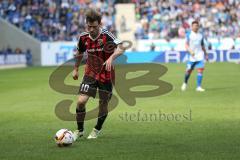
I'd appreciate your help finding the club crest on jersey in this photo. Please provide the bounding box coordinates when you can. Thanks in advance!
[97,39,103,46]
[85,42,88,46]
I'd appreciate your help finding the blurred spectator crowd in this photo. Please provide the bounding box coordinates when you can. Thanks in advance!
[1,0,240,41]
[0,0,116,41]
[0,47,29,55]
[0,47,32,65]
[134,0,240,39]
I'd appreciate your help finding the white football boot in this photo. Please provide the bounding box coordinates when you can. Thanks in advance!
[73,130,84,141]
[181,83,187,91]
[87,128,100,139]
[196,86,205,92]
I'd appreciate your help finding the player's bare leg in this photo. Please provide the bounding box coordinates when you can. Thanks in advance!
[73,94,89,141]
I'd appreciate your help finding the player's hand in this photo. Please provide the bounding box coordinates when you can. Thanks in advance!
[188,50,195,57]
[205,54,209,61]
[72,69,79,80]
[104,57,113,71]
[190,52,195,57]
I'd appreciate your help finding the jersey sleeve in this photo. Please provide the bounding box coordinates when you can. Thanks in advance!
[185,31,190,44]
[77,36,86,53]
[105,31,122,45]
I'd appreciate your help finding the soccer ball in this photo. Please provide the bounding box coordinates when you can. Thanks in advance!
[54,129,74,147]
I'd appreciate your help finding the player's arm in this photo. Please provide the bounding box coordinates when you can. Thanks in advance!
[185,39,194,56]
[105,44,125,71]
[72,36,86,80]
[201,38,208,61]
[72,50,83,80]
[104,31,126,71]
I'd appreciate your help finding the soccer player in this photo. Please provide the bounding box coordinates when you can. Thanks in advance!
[181,21,208,92]
[72,9,125,139]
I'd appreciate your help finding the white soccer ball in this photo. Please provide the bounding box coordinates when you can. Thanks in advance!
[54,129,74,147]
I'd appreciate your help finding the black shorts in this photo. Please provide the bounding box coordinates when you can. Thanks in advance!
[78,75,113,100]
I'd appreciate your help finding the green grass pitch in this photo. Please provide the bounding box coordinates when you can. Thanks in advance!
[0,63,239,160]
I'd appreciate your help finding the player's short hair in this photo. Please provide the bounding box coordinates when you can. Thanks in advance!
[192,21,199,25]
[85,9,102,24]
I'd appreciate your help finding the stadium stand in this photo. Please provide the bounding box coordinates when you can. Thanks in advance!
[1,0,240,41]
[0,0,117,41]
[0,0,239,66]
[134,0,240,39]
[0,47,32,65]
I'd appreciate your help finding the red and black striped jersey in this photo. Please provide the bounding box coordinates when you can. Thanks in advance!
[77,28,121,83]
